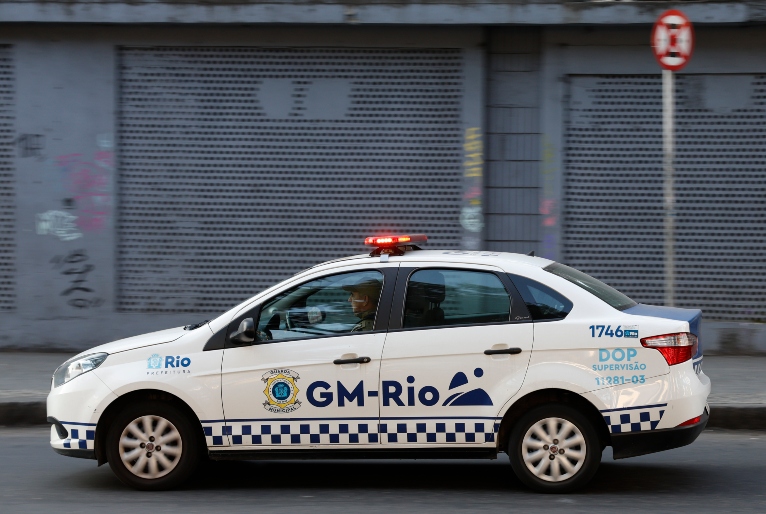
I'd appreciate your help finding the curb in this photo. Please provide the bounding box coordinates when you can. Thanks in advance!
[706,406,766,431]
[0,402,47,426]
[2,401,764,430]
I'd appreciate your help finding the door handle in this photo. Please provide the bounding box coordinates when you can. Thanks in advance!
[484,347,522,355]
[333,356,371,365]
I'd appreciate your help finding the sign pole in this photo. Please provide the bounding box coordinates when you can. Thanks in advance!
[652,9,693,308]
[663,68,675,307]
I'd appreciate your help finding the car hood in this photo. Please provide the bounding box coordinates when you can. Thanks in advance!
[77,326,189,357]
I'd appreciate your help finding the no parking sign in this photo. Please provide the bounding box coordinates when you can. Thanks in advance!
[651,9,694,71]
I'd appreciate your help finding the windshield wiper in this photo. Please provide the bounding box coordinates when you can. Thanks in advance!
[184,320,209,331]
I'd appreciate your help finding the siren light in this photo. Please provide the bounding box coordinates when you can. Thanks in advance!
[364,234,427,247]
[364,234,428,257]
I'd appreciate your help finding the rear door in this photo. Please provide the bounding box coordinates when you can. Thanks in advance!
[378,263,533,447]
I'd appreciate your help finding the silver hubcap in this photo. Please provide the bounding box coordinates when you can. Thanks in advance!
[119,415,183,479]
[521,417,586,483]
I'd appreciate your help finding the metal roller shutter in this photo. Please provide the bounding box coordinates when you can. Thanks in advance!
[0,46,14,311]
[118,46,466,312]
[564,74,766,321]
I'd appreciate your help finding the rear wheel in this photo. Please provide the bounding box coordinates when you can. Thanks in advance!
[508,404,601,493]
[105,401,201,490]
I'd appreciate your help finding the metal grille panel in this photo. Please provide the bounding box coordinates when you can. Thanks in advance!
[564,75,766,321]
[0,46,15,311]
[118,46,466,312]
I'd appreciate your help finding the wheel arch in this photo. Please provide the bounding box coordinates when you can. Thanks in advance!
[496,388,611,453]
[94,389,205,466]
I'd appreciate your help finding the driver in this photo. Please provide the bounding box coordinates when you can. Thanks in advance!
[342,278,382,332]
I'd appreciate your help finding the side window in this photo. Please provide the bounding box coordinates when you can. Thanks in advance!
[509,274,573,321]
[403,269,510,329]
[256,270,383,342]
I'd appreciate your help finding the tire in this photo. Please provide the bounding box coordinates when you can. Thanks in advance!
[508,404,601,493]
[105,401,202,490]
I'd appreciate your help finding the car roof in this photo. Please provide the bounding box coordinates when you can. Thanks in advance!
[310,250,554,274]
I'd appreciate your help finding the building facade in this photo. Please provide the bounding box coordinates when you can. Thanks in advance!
[1,1,765,351]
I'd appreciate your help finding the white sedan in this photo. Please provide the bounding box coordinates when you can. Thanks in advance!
[47,235,710,492]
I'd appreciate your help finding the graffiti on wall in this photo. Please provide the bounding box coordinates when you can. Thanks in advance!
[50,249,102,309]
[540,135,557,259]
[27,136,111,309]
[34,134,114,240]
[36,210,82,241]
[55,151,113,233]
[15,134,45,159]
[461,127,484,249]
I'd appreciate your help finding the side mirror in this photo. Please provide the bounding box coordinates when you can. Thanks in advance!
[230,318,255,344]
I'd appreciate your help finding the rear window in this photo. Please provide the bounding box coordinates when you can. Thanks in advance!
[544,263,637,311]
[509,275,573,321]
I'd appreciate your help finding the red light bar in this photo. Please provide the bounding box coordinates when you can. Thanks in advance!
[364,234,427,247]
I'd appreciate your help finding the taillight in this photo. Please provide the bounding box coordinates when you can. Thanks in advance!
[640,332,698,366]
[677,415,702,427]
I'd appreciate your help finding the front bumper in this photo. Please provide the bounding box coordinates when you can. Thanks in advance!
[48,417,97,459]
[52,446,96,460]
[611,407,709,459]
[47,369,116,457]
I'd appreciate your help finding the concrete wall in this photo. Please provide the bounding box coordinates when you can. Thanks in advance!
[2,27,126,352]
[0,25,487,352]
[2,23,766,354]
[0,1,761,25]
[485,27,541,254]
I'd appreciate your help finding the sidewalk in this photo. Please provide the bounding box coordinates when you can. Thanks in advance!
[696,356,766,430]
[0,353,764,429]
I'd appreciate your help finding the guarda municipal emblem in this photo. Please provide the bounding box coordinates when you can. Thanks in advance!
[262,369,301,413]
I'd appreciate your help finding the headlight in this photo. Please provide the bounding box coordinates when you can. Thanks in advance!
[52,353,108,389]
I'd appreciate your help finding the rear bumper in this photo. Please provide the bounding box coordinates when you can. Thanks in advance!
[611,407,708,460]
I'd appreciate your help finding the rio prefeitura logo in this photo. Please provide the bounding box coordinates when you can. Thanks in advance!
[147,354,163,369]
[262,369,301,413]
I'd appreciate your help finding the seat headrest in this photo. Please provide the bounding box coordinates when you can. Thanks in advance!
[411,270,446,304]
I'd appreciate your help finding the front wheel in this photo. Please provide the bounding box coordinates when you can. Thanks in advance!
[105,401,201,490]
[508,404,601,493]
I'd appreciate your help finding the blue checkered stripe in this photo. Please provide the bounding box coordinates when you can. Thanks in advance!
[202,419,501,446]
[379,420,499,444]
[202,421,228,447]
[232,421,379,446]
[601,404,667,434]
[61,424,96,450]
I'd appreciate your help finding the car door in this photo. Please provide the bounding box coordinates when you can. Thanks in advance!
[378,263,533,447]
[219,264,397,449]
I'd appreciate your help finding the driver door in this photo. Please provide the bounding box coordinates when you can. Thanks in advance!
[220,265,397,449]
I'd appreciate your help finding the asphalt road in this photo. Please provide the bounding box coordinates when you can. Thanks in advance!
[2,428,765,513]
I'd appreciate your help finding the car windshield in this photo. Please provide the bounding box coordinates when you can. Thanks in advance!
[544,262,637,311]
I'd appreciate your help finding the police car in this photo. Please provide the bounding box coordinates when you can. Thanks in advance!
[47,235,710,492]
